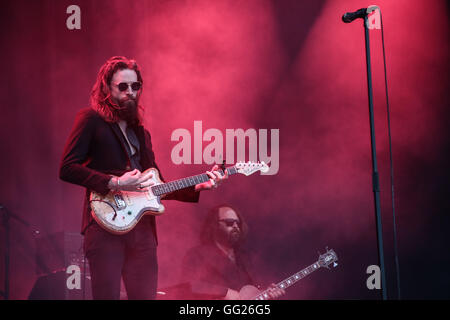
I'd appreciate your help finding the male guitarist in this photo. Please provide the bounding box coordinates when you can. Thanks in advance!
[180,204,285,300]
[59,56,227,300]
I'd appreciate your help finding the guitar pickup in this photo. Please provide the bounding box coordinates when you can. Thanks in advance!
[113,194,127,210]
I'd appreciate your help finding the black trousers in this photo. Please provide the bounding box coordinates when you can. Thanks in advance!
[83,216,158,300]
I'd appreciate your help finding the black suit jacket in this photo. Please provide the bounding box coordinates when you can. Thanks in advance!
[59,107,200,236]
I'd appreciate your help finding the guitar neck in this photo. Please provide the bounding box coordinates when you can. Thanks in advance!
[253,261,321,300]
[151,167,237,196]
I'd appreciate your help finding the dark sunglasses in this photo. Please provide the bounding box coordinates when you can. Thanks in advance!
[218,219,240,227]
[114,82,142,92]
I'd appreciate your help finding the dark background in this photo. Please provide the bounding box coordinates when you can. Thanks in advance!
[0,0,449,299]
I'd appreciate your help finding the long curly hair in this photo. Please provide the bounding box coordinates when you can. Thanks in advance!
[90,56,144,125]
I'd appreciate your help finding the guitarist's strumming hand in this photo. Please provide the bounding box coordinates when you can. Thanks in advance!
[108,169,154,191]
[224,288,240,300]
[195,164,229,191]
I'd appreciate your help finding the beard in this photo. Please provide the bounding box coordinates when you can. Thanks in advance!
[228,229,241,246]
[215,228,241,248]
[116,97,139,125]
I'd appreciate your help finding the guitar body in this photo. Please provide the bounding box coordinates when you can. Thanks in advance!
[90,168,165,235]
[238,285,262,300]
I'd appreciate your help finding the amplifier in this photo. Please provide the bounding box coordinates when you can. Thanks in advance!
[29,232,92,300]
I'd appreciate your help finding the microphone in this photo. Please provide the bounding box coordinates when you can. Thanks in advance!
[342,8,367,23]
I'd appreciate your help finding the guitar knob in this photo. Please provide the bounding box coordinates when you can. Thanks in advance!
[333,262,338,267]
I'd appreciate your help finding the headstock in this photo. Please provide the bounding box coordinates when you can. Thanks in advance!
[234,161,269,176]
[318,247,338,269]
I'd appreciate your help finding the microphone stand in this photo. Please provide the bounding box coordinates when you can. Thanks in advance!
[0,205,11,300]
[362,14,388,300]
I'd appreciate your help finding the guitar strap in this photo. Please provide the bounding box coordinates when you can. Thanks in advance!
[116,123,142,171]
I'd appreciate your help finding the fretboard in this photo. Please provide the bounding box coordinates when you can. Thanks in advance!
[253,261,321,300]
[150,167,237,196]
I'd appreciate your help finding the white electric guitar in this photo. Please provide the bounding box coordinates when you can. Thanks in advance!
[90,161,269,234]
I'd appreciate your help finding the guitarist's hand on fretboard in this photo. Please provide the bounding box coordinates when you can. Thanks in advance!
[264,283,285,300]
[195,164,229,191]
